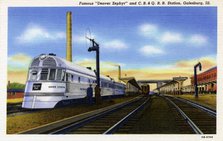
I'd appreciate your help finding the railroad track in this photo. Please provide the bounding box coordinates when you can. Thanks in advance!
[163,95,216,134]
[7,103,47,116]
[38,97,149,134]
[7,103,27,115]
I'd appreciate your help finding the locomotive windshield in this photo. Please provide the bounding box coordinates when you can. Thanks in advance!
[28,68,65,81]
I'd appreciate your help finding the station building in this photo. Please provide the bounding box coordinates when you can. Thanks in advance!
[190,66,217,94]
[158,66,217,95]
[158,77,188,95]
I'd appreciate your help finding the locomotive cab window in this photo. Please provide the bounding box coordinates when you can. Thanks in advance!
[49,69,56,80]
[29,70,38,81]
[56,69,62,81]
[40,68,48,80]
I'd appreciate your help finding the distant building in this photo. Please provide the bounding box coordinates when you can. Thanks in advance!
[191,66,217,94]
[157,76,188,95]
[7,80,24,99]
[155,66,217,95]
[7,89,24,99]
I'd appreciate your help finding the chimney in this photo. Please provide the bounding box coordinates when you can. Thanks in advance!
[66,11,72,62]
[118,65,121,82]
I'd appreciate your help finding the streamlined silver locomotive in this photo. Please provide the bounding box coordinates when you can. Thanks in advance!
[22,54,125,109]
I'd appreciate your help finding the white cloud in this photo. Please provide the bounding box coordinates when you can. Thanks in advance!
[103,39,128,50]
[8,53,32,71]
[16,23,65,44]
[73,33,97,44]
[139,45,164,56]
[73,35,86,44]
[161,32,183,43]
[138,23,158,37]
[138,23,209,47]
[189,34,207,46]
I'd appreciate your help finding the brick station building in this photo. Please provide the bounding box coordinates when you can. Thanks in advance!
[191,66,217,94]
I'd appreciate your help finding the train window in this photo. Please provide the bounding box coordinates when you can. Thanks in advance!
[78,77,80,83]
[61,70,65,81]
[56,69,62,81]
[109,83,114,88]
[101,82,105,87]
[80,77,88,83]
[72,75,78,83]
[29,70,38,81]
[40,68,48,80]
[49,69,56,80]
[66,73,69,82]
[71,75,74,81]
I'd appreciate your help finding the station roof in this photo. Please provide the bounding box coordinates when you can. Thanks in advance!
[137,80,172,83]
[120,77,141,90]
[155,76,188,90]
[155,80,178,90]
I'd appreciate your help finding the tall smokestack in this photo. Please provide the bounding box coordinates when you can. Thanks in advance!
[66,11,72,62]
[118,65,121,82]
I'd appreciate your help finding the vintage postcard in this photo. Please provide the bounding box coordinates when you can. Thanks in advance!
[0,0,223,141]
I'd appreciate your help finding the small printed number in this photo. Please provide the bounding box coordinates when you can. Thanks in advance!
[201,136,213,138]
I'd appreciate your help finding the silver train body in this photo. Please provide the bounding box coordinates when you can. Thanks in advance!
[22,54,125,109]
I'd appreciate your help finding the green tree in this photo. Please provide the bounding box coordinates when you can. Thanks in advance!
[8,82,25,90]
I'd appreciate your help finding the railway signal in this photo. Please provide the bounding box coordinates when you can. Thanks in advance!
[194,62,202,98]
[87,37,101,103]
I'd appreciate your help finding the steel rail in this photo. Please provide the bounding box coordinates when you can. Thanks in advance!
[175,97,216,117]
[50,96,143,134]
[103,97,150,134]
[164,96,203,134]
[165,95,216,117]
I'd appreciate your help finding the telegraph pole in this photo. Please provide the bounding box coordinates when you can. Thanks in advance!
[194,62,202,98]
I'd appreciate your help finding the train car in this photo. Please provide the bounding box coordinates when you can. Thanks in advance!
[141,84,150,95]
[22,54,125,109]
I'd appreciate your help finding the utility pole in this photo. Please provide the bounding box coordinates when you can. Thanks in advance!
[87,38,101,103]
[194,62,202,98]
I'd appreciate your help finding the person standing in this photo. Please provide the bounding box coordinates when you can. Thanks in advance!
[86,84,93,105]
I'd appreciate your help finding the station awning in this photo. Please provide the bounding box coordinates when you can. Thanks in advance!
[120,77,141,90]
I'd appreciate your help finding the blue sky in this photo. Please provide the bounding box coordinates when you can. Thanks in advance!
[8,7,217,83]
